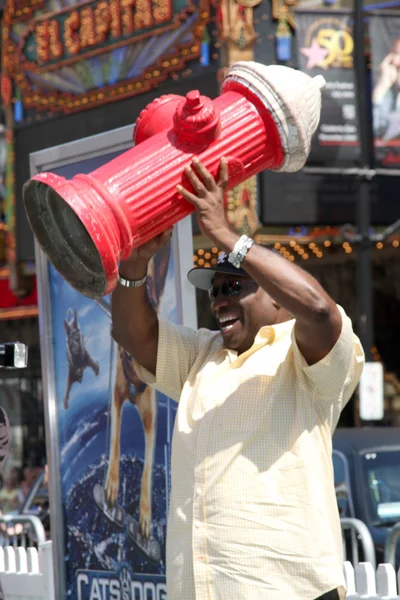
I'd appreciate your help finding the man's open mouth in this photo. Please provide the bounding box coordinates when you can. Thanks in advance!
[218,315,240,333]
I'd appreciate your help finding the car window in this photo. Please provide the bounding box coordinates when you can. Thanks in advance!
[333,451,351,517]
[362,449,400,525]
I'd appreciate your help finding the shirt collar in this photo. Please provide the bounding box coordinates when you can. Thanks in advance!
[225,319,294,368]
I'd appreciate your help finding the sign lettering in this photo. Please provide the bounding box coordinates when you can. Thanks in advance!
[28,0,171,66]
[76,569,167,600]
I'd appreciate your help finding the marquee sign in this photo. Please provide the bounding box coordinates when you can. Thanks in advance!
[23,0,175,68]
[2,0,211,114]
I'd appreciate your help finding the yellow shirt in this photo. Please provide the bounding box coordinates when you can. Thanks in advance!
[134,306,365,600]
[0,487,20,515]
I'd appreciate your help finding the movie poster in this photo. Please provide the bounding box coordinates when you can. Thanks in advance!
[369,13,400,168]
[34,144,195,599]
[295,10,361,165]
[49,253,175,600]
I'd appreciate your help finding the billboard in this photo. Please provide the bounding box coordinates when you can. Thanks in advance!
[370,13,400,168]
[30,126,197,599]
[295,9,361,166]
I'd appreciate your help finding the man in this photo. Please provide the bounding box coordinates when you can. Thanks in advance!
[112,158,365,600]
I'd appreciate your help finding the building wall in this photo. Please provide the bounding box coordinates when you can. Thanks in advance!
[15,70,220,262]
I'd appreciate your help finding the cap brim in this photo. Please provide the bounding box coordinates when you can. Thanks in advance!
[187,264,248,290]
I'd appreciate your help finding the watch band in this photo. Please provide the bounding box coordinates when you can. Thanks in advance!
[117,272,147,288]
[228,235,254,269]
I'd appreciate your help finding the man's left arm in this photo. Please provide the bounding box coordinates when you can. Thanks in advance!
[222,239,342,365]
[178,158,342,365]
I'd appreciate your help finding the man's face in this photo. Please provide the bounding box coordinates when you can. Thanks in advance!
[209,272,280,354]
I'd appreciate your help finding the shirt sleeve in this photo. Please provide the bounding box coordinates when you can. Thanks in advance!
[132,316,201,402]
[291,305,365,406]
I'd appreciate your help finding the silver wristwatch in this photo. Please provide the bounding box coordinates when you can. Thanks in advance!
[228,235,254,269]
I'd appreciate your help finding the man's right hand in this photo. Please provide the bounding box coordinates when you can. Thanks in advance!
[119,228,173,279]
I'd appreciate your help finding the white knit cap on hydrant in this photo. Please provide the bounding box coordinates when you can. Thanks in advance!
[223,62,326,172]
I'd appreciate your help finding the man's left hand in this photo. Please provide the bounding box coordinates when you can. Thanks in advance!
[177,157,229,243]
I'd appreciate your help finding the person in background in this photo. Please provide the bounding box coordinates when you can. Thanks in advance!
[372,37,400,138]
[19,466,37,502]
[0,467,21,515]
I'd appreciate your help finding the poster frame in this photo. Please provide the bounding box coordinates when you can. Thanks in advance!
[29,126,197,599]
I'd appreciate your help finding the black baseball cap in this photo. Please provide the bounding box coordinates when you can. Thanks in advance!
[187,251,249,291]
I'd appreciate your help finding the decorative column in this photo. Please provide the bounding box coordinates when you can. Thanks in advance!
[1,0,26,295]
[214,0,262,237]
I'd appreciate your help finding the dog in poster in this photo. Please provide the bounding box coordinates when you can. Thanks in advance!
[63,308,100,409]
[104,243,171,544]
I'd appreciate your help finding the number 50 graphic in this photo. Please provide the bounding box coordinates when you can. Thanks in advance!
[316,28,354,69]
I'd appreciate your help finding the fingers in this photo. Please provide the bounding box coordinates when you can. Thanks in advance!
[161,228,173,240]
[176,183,199,206]
[191,157,217,191]
[218,157,229,188]
[154,228,173,248]
[177,158,227,203]
[138,228,172,257]
[184,163,207,197]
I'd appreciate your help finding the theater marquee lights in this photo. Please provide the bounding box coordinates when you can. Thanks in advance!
[2,0,211,114]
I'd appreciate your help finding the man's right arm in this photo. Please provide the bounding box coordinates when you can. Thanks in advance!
[111,230,172,375]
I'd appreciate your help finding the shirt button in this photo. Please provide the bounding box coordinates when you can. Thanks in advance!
[195,520,201,529]
[195,487,202,497]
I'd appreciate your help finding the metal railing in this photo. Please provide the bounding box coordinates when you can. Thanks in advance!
[341,518,376,570]
[0,514,47,548]
[384,522,400,569]
[344,560,400,599]
[0,535,398,600]
[0,540,55,600]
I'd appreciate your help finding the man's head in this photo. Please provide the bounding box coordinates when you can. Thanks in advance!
[188,252,288,354]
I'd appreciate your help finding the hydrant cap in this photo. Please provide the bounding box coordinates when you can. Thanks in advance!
[173,92,220,144]
[222,61,324,172]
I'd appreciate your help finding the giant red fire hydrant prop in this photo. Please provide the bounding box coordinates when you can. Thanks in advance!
[23,62,325,298]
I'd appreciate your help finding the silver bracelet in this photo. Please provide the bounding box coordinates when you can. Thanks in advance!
[228,235,254,269]
[117,272,147,288]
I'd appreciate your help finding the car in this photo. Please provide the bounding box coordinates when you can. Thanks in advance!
[332,427,400,567]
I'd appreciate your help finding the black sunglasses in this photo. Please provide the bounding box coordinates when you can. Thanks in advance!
[208,280,255,302]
